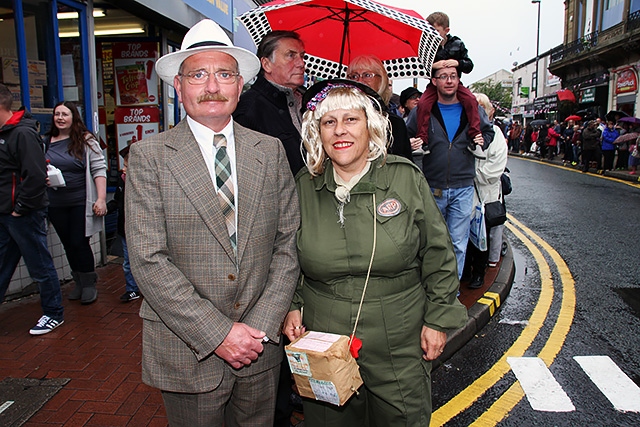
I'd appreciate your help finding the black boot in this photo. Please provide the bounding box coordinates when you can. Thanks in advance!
[78,272,98,305]
[68,271,82,300]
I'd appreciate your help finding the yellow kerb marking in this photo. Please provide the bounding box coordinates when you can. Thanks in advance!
[484,291,501,307]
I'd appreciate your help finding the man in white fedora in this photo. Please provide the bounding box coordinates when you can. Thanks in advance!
[125,19,300,426]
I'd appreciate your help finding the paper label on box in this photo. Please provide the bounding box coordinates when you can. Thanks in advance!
[309,379,341,406]
[292,331,342,353]
[285,350,312,377]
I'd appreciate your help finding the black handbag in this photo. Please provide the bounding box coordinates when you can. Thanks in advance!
[484,200,507,227]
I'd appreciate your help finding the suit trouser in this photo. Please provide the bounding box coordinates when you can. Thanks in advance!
[162,364,279,427]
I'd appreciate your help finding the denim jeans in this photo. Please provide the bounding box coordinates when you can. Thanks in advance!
[120,236,139,293]
[0,209,64,320]
[431,186,474,280]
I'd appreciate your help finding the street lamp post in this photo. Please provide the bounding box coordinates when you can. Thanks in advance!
[532,0,541,100]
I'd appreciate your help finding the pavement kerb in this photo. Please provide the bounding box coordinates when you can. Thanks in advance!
[434,241,516,368]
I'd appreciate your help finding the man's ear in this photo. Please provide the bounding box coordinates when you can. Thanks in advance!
[444,27,451,35]
[260,57,272,74]
[173,76,183,104]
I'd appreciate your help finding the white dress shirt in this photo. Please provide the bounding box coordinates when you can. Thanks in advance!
[187,116,239,235]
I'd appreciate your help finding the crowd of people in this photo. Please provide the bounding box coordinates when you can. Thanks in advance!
[505,116,640,174]
[1,10,526,427]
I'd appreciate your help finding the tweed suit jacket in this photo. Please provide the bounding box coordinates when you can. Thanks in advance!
[125,119,300,393]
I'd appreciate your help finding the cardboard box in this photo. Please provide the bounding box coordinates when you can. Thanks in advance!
[28,59,47,85]
[1,57,20,85]
[285,331,363,406]
[29,85,44,108]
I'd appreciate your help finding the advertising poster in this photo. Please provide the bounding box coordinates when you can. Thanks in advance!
[112,42,158,106]
[98,107,107,156]
[114,106,160,168]
[97,58,104,107]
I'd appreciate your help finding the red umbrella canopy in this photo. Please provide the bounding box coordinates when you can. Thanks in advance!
[556,89,576,103]
[564,115,582,122]
[239,0,441,80]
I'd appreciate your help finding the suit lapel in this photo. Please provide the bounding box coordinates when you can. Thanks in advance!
[165,121,236,261]
[234,123,266,263]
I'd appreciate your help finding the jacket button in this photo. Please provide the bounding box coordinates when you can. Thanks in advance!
[288,101,294,107]
[234,302,241,310]
[228,274,236,281]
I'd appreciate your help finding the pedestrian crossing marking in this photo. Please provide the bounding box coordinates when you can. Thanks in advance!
[574,355,640,413]
[0,400,14,414]
[507,357,575,412]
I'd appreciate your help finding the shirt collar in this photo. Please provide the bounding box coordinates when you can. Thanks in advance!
[187,116,235,147]
[311,157,389,194]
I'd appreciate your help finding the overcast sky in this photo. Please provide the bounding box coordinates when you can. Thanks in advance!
[376,0,565,93]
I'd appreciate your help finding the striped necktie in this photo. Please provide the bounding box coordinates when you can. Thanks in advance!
[214,134,236,256]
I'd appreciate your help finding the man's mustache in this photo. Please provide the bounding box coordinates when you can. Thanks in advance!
[197,93,229,103]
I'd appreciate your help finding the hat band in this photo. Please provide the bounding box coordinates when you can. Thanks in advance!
[306,83,381,112]
[187,41,228,49]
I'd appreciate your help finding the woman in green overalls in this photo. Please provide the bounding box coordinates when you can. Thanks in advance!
[283,80,468,427]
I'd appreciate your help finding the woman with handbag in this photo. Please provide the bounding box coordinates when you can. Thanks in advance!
[45,101,107,304]
[463,93,508,289]
[282,80,467,426]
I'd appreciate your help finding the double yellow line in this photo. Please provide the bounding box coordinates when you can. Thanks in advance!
[431,215,576,426]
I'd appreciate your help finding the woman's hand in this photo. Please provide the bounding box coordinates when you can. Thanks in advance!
[283,310,305,342]
[93,199,107,216]
[421,325,446,361]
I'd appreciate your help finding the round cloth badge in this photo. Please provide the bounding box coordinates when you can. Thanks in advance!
[377,198,401,217]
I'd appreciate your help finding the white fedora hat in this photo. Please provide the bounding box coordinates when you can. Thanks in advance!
[155,19,260,86]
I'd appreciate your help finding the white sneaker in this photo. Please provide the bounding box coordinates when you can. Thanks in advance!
[29,315,64,335]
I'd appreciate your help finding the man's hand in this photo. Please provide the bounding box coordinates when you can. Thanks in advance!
[215,323,266,369]
[410,137,423,151]
[473,133,484,147]
[421,326,446,361]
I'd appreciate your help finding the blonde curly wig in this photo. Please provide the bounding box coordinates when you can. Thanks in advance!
[301,86,391,176]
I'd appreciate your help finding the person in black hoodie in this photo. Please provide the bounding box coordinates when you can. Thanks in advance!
[0,83,64,335]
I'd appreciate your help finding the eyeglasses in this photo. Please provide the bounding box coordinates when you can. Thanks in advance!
[179,69,240,85]
[346,72,381,81]
[433,74,459,81]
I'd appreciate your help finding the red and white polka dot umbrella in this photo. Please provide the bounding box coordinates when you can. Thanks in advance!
[238,0,442,80]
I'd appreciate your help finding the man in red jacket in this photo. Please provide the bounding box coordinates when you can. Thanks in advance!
[0,83,64,335]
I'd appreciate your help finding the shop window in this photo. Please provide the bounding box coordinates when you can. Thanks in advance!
[54,2,85,117]
[0,2,20,110]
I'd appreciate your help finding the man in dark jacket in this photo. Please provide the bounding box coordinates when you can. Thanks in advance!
[233,30,306,427]
[581,120,602,173]
[234,30,306,176]
[421,67,494,281]
[0,83,64,335]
